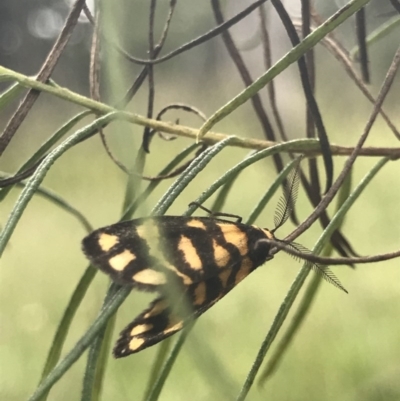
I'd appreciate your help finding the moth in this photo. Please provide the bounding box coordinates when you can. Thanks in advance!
[82,161,345,357]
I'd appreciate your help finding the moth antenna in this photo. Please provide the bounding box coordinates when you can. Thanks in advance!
[283,241,348,294]
[310,263,348,294]
[272,156,302,233]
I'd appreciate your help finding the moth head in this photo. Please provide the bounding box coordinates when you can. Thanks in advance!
[253,228,276,261]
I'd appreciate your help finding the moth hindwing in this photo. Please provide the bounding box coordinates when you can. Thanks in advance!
[82,215,275,357]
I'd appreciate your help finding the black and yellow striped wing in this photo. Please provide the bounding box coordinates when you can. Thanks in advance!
[82,216,274,290]
[82,216,275,357]
[113,242,271,357]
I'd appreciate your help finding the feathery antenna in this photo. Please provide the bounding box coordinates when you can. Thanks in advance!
[281,241,348,293]
[272,157,302,233]
[269,156,347,293]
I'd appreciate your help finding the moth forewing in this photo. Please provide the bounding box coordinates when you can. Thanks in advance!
[82,217,275,289]
[82,219,172,291]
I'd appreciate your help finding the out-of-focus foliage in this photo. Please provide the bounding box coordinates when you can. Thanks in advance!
[1,1,399,401]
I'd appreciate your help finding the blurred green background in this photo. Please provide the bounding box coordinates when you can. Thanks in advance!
[1,1,400,400]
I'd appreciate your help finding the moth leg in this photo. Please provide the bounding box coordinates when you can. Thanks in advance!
[188,202,242,223]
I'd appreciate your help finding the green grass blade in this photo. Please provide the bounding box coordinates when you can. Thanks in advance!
[247,158,299,225]
[39,265,97,385]
[142,340,172,401]
[29,138,235,400]
[85,144,203,401]
[0,111,91,202]
[350,15,400,60]
[0,82,24,109]
[121,143,200,220]
[236,156,390,401]
[153,136,236,215]
[0,174,93,233]
[211,169,242,212]
[145,323,195,401]
[257,170,353,384]
[28,285,131,401]
[187,141,306,216]
[0,112,120,257]
[197,0,370,140]
[81,285,119,401]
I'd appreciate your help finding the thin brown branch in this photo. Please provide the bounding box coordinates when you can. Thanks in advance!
[83,0,176,107]
[117,0,269,65]
[152,103,207,142]
[299,18,400,140]
[2,137,398,189]
[210,0,286,183]
[89,6,131,174]
[271,0,333,193]
[0,159,44,187]
[266,239,400,265]
[258,4,288,142]
[287,45,400,243]
[271,1,354,256]
[389,0,400,13]
[302,1,321,204]
[117,0,177,108]
[155,104,207,123]
[153,0,177,53]
[140,144,208,181]
[83,2,95,24]
[355,8,369,82]
[142,0,158,153]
